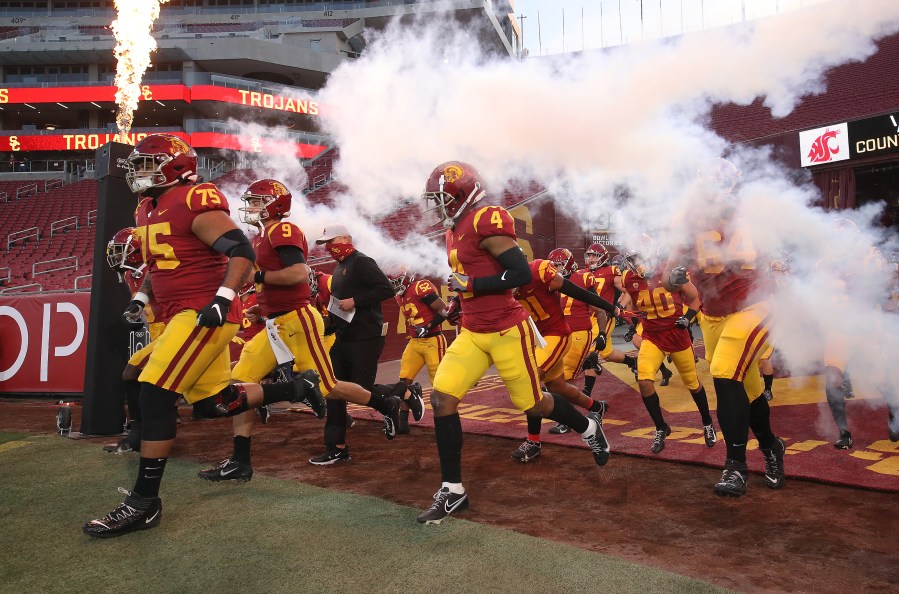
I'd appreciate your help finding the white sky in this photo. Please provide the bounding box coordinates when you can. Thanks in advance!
[513,0,835,55]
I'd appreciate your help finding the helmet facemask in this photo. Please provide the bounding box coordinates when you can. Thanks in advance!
[125,153,177,194]
[423,177,485,229]
[239,194,270,226]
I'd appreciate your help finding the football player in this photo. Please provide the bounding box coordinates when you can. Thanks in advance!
[83,135,324,538]
[416,161,609,524]
[510,248,624,462]
[618,238,716,454]
[666,157,785,497]
[385,265,442,434]
[101,227,163,455]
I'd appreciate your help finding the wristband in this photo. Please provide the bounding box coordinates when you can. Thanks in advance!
[216,286,237,301]
[133,291,150,306]
[685,308,698,322]
[254,270,266,284]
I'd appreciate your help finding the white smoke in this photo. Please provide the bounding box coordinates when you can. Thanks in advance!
[307,0,899,402]
[210,0,899,406]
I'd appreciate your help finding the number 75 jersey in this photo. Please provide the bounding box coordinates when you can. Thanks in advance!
[134,182,240,323]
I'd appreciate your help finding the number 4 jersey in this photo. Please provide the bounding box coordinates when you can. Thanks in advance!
[134,182,241,324]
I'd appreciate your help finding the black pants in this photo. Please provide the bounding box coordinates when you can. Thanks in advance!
[324,335,385,448]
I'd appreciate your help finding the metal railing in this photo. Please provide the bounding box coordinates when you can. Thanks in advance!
[87,210,98,226]
[32,256,77,277]
[50,216,78,236]
[0,267,10,284]
[0,191,7,204]
[74,275,92,290]
[16,183,38,200]
[45,179,63,192]
[7,227,39,250]
[0,283,43,295]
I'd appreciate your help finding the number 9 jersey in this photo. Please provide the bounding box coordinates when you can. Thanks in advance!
[253,220,311,315]
[134,181,240,324]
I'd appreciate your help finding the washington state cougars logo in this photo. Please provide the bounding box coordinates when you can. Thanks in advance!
[442,164,464,183]
[807,129,841,163]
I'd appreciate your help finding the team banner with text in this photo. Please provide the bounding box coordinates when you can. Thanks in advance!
[0,293,90,393]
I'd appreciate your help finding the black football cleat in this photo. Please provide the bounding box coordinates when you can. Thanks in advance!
[382,395,403,440]
[416,487,469,524]
[659,366,673,386]
[714,459,748,497]
[82,487,161,538]
[582,412,610,466]
[702,423,717,448]
[407,382,425,422]
[650,425,671,454]
[309,447,351,465]
[833,430,853,450]
[292,370,326,419]
[102,437,134,454]
[510,439,542,462]
[197,458,253,482]
[761,437,786,489]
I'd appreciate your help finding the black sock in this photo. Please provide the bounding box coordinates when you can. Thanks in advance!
[763,374,774,391]
[749,396,775,450]
[434,414,463,483]
[659,363,671,376]
[825,385,849,432]
[323,398,347,448]
[545,393,589,433]
[133,456,167,498]
[233,435,251,465]
[589,399,605,413]
[641,393,667,430]
[526,414,542,438]
[714,378,751,463]
[690,386,713,425]
[262,382,294,405]
[583,375,596,396]
[366,392,395,415]
[623,355,637,370]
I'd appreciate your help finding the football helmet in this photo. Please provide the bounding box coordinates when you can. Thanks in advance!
[769,249,792,274]
[584,243,610,270]
[105,227,143,274]
[422,161,487,229]
[386,265,415,297]
[830,217,859,234]
[696,157,741,194]
[548,248,578,278]
[238,283,256,298]
[239,179,292,225]
[125,133,198,194]
[622,234,657,279]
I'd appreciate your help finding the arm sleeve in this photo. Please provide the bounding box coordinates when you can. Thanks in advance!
[471,247,532,294]
[352,256,395,307]
[559,278,616,314]
[275,245,306,267]
[211,228,256,262]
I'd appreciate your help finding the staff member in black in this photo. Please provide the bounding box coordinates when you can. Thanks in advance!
[312,223,411,463]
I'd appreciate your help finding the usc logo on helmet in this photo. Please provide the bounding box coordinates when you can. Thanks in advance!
[271,181,289,195]
[442,164,464,183]
[169,137,190,155]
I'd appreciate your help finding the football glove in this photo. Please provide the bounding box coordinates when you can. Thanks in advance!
[122,300,145,326]
[668,266,689,287]
[448,272,472,292]
[196,295,232,328]
[675,315,690,329]
[441,296,462,325]
[623,325,637,343]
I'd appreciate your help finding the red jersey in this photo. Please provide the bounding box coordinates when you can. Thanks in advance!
[123,267,161,324]
[397,278,443,338]
[253,221,310,315]
[591,265,620,304]
[517,259,570,337]
[315,273,336,335]
[562,269,598,332]
[622,269,692,352]
[239,291,265,340]
[689,227,765,317]
[134,182,240,324]
[445,205,529,333]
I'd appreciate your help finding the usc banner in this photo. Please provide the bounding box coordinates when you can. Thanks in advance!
[0,293,89,393]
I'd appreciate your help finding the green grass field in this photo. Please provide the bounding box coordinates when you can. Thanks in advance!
[0,433,727,594]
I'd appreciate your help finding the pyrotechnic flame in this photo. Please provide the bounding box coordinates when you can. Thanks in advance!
[111,0,169,139]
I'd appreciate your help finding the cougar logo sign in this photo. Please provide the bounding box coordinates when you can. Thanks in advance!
[807,130,841,163]
[799,123,849,167]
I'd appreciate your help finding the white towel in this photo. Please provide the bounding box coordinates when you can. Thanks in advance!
[266,318,294,365]
[528,317,547,349]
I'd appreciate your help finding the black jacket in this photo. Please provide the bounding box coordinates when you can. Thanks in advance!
[329,251,394,341]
